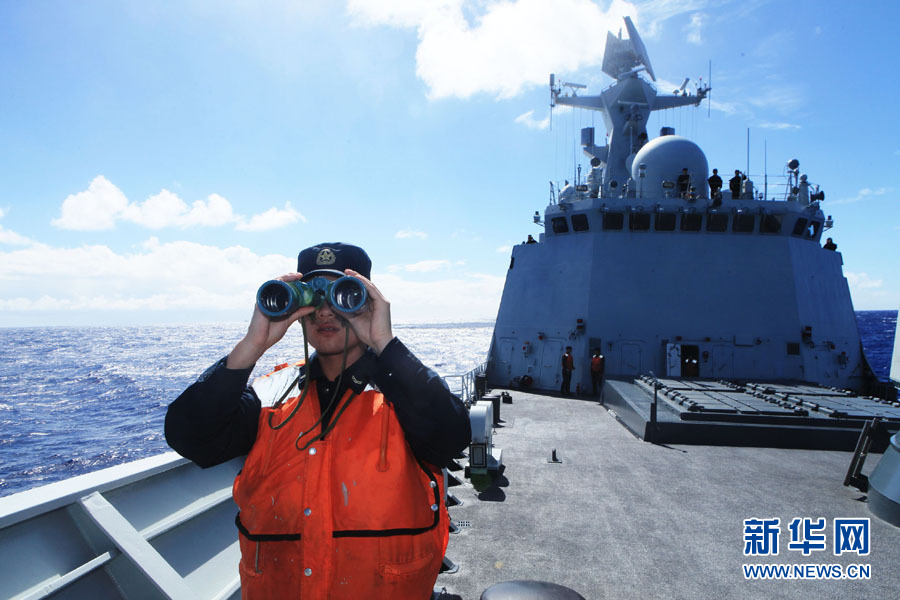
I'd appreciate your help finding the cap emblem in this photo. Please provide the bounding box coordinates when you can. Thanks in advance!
[316,248,336,266]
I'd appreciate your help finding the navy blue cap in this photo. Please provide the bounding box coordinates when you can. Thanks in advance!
[297,242,372,281]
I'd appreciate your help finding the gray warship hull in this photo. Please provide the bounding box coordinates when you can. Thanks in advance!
[485,18,897,450]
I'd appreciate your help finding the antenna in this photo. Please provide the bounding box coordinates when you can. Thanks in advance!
[624,16,656,81]
[746,128,750,179]
[549,74,555,132]
[707,60,712,118]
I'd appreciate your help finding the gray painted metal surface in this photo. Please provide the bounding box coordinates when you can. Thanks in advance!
[869,434,900,527]
[0,453,243,600]
[434,388,900,599]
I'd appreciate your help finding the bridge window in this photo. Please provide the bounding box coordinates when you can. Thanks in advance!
[681,213,702,231]
[707,212,729,232]
[761,214,782,234]
[603,212,624,230]
[732,213,755,233]
[629,212,651,231]
[803,221,822,241]
[655,212,677,231]
[791,217,808,237]
[571,213,589,231]
[551,217,569,234]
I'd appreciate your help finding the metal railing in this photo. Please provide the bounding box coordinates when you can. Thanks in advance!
[443,362,487,408]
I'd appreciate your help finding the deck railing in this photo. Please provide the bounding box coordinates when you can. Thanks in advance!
[443,362,487,407]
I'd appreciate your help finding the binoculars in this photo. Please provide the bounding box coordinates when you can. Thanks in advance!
[256,276,368,319]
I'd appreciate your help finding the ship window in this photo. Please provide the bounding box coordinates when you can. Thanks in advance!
[761,214,782,234]
[681,213,702,231]
[571,213,589,231]
[707,213,728,232]
[791,218,808,237]
[804,221,822,240]
[603,212,624,230]
[786,342,800,356]
[733,213,755,233]
[655,212,676,231]
[551,217,569,234]
[629,212,651,231]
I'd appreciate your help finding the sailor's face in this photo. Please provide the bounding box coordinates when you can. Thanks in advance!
[303,276,364,357]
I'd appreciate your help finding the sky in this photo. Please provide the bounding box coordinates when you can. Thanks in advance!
[1,0,898,327]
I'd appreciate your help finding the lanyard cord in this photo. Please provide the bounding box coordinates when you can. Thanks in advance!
[267,319,313,430]
[293,322,354,451]
[264,316,358,450]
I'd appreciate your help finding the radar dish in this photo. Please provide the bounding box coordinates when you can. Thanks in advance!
[601,31,639,79]
[624,16,655,82]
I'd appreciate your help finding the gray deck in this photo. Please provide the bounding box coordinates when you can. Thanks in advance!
[436,389,900,600]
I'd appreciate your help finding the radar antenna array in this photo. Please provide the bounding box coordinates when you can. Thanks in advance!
[623,16,655,81]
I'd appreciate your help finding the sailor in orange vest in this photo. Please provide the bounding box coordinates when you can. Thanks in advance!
[590,348,605,396]
[560,346,575,396]
[165,242,471,599]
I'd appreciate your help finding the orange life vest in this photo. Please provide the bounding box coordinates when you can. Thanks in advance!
[232,362,448,599]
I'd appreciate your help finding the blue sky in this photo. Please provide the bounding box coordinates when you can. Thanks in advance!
[1,0,898,327]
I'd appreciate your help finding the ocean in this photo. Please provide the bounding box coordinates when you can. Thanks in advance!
[1,313,896,498]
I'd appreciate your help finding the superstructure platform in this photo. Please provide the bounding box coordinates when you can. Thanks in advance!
[604,376,900,450]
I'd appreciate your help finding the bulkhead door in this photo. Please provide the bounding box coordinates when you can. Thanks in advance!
[621,343,642,374]
[712,346,734,378]
[540,340,563,389]
[494,337,516,379]
[666,344,681,376]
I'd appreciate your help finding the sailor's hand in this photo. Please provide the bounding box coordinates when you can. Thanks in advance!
[343,269,393,355]
[227,273,315,369]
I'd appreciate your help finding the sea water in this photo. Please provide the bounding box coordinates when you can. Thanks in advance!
[0,313,895,498]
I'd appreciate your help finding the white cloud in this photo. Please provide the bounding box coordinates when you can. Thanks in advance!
[375,271,504,322]
[0,237,502,323]
[684,13,704,44]
[0,238,295,314]
[515,110,550,130]
[395,229,428,239]
[52,175,129,231]
[846,272,883,290]
[52,176,305,232]
[403,259,453,272]
[745,84,805,112]
[347,0,638,99]
[0,208,38,246]
[832,187,892,205]
[235,202,306,232]
[758,121,801,130]
[0,226,38,246]
[496,244,512,253]
[387,259,468,273]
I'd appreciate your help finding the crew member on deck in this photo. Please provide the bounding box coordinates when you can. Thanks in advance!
[677,168,691,198]
[165,242,470,600]
[729,169,745,200]
[590,348,605,397]
[561,346,575,396]
[823,237,837,251]
[708,168,723,206]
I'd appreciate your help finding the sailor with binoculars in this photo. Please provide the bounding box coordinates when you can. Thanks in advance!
[166,242,470,599]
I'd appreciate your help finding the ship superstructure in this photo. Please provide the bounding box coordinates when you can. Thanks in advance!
[487,17,875,397]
